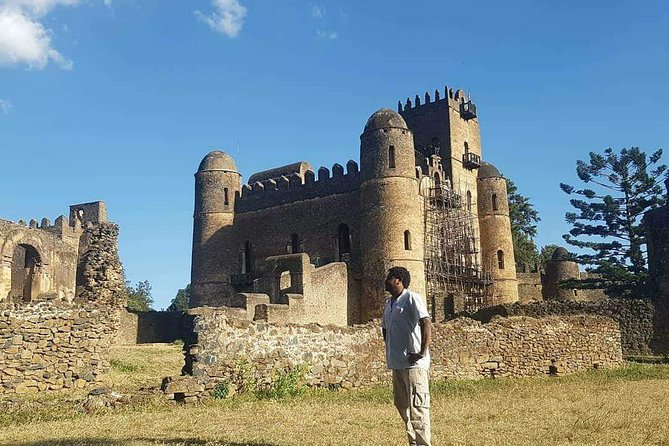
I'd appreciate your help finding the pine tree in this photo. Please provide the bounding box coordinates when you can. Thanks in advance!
[560,147,667,297]
[507,178,540,272]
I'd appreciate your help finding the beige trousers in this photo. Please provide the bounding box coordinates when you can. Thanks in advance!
[392,368,432,446]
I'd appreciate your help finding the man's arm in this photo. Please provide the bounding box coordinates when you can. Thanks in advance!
[408,317,431,365]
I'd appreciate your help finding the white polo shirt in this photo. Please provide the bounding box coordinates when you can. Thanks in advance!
[381,288,431,370]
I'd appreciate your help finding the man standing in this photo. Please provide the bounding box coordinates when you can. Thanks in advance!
[382,266,432,446]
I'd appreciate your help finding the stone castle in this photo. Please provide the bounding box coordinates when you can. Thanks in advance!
[191,87,518,326]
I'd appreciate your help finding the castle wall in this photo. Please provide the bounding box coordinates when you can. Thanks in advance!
[0,302,120,394]
[180,310,622,395]
[118,309,184,345]
[0,220,79,303]
[517,273,543,303]
[233,190,363,324]
[644,205,669,306]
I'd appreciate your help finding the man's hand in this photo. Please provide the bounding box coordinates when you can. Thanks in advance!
[408,352,423,365]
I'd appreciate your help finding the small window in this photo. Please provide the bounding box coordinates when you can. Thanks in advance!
[290,233,302,254]
[243,241,253,274]
[224,188,229,205]
[404,230,412,250]
[434,172,441,187]
[466,191,472,212]
[497,250,505,269]
[464,141,469,153]
[389,146,396,169]
[337,224,351,261]
[492,194,498,211]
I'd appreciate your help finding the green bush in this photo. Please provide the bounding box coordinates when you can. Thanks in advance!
[256,364,309,399]
[211,381,231,399]
[109,358,140,373]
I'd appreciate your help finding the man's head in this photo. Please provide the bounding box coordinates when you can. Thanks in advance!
[385,266,411,297]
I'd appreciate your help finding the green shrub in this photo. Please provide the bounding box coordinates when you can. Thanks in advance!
[110,358,140,373]
[256,364,309,399]
[211,381,231,399]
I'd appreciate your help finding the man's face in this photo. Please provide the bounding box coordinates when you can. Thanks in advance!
[385,275,401,294]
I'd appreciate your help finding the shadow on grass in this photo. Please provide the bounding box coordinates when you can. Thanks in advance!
[12,439,277,446]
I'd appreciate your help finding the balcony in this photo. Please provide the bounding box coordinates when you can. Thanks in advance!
[460,101,477,120]
[462,152,481,169]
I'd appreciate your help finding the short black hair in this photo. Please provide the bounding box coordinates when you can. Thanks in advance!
[387,266,411,288]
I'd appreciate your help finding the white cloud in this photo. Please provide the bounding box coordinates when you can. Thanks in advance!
[316,29,338,40]
[311,5,324,19]
[0,99,12,114]
[195,0,247,38]
[0,6,72,69]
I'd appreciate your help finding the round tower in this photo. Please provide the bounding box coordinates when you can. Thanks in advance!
[476,162,519,304]
[191,150,241,308]
[542,247,580,300]
[359,108,425,321]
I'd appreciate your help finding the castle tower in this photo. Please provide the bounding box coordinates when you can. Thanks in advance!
[542,247,579,300]
[190,150,242,308]
[359,108,426,320]
[476,162,518,304]
[399,88,483,264]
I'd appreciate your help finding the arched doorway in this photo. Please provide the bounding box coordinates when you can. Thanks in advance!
[10,244,42,302]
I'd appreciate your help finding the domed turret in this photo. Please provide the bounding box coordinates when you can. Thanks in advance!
[477,161,518,304]
[198,150,238,172]
[543,247,579,300]
[359,109,425,321]
[191,150,242,308]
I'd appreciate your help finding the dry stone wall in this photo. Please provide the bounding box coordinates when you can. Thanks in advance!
[0,302,119,394]
[465,299,656,355]
[181,308,622,394]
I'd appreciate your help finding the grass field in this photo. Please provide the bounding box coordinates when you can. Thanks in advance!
[1,343,669,446]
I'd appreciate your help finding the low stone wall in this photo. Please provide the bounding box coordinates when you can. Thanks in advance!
[0,302,119,394]
[118,309,184,345]
[465,299,656,355]
[181,307,622,394]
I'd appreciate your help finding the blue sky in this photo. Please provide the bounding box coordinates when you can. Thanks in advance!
[1,0,668,309]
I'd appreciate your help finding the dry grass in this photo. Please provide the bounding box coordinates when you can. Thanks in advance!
[1,344,669,446]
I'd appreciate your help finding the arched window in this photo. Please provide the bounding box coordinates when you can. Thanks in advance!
[224,187,229,206]
[492,194,498,211]
[434,172,441,187]
[388,146,396,169]
[290,233,302,254]
[464,141,469,153]
[404,230,412,250]
[497,250,505,269]
[466,190,472,212]
[337,224,351,261]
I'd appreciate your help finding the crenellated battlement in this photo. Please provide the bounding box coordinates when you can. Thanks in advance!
[398,86,476,119]
[7,203,108,242]
[236,160,361,212]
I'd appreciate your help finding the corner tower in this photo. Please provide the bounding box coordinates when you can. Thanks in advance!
[476,162,518,304]
[191,150,241,308]
[359,109,425,320]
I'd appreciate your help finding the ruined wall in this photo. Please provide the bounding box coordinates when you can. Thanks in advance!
[517,273,543,303]
[466,299,657,355]
[0,302,119,394]
[118,309,184,345]
[76,222,126,306]
[182,309,622,393]
[0,219,79,303]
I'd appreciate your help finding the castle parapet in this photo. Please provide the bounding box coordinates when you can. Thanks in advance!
[236,160,361,212]
[399,86,477,120]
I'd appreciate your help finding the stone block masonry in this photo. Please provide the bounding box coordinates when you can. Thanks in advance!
[181,308,623,395]
[0,302,119,394]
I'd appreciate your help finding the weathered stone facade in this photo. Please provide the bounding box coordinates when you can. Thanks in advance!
[176,309,622,397]
[465,299,659,355]
[0,302,120,394]
[191,86,518,325]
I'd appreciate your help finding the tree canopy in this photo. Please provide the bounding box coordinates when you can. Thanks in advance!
[126,280,154,312]
[507,178,541,272]
[560,147,667,297]
[167,284,191,312]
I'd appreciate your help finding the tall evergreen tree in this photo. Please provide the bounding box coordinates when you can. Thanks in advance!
[507,178,541,271]
[560,147,667,297]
